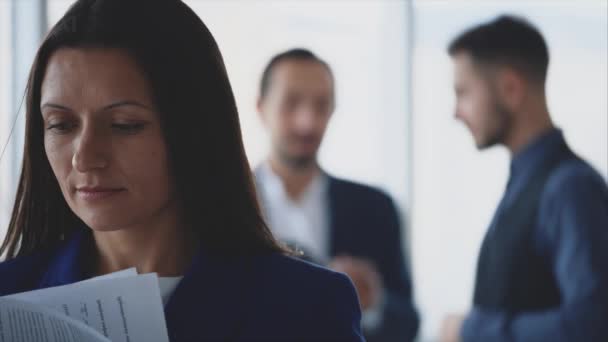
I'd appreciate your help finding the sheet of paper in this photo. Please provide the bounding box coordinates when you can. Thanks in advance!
[86,268,138,282]
[5,273,169,342]
[0,297,110,342]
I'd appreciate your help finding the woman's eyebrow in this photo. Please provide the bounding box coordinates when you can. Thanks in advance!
[40,100,155,113]
[101,100,155,112]
[40,103,72,112]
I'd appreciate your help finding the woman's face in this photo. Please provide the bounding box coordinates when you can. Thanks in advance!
[41,48,176,232]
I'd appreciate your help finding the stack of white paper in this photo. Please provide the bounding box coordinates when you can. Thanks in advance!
[0,269,170,342]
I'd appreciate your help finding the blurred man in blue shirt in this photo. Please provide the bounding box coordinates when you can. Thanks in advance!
[440,15,608,342]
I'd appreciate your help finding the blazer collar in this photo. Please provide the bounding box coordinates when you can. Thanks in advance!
[164,251,257,341]
[38,228,93,288]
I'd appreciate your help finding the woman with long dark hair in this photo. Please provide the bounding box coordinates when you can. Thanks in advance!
[0,0,363,340]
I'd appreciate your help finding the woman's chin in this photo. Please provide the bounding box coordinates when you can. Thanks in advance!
[79,215,134,233]
[84,223,127,233]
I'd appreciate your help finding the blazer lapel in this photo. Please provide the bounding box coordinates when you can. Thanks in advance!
[164,251,256,341]
[327,176,344,256]
[38,228,92,288]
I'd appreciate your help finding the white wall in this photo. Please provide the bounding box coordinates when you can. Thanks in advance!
[0,0,47,249]
[411,1,608,341]
[185,1,412,208]
[0,1,13,241]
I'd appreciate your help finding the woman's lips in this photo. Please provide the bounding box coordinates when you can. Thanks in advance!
[76,187,125,200]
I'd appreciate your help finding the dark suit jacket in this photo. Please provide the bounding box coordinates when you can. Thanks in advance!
[0,228,364,341]
[328,176,419,342]
[255,169,419,342]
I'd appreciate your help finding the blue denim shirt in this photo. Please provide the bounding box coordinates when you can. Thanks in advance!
[462,129,608,342]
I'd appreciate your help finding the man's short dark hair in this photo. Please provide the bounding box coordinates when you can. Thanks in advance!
[259,48,333,99]
[448,15,549,84]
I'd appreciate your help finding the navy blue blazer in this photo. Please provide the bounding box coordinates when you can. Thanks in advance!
[327,177,419,342]
[0,228,364,341]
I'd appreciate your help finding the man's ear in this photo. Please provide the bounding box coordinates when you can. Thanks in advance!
[497,67,526,111]
[256,97,266,124]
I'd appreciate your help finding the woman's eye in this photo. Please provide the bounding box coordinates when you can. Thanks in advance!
[46,121,75,133]
[111,122,146,133]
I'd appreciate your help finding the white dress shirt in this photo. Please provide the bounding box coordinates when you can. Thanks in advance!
[256,162,330,264]
[158,276,183,306]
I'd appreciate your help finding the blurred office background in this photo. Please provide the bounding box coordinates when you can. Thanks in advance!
[1,1,606,340]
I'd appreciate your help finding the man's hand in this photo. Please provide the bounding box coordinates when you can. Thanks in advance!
[440,313,466,342]
[329,255,384,311]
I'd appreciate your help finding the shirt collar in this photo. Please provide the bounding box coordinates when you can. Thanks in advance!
[510,128,566,183]
[257,161,328,205]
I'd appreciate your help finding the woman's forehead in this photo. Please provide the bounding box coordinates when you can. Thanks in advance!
[41,47,153,107]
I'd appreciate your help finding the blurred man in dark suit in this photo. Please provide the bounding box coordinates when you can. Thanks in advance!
[254,48,419,342]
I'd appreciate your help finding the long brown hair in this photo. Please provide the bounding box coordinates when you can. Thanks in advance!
[1,0,283,259]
